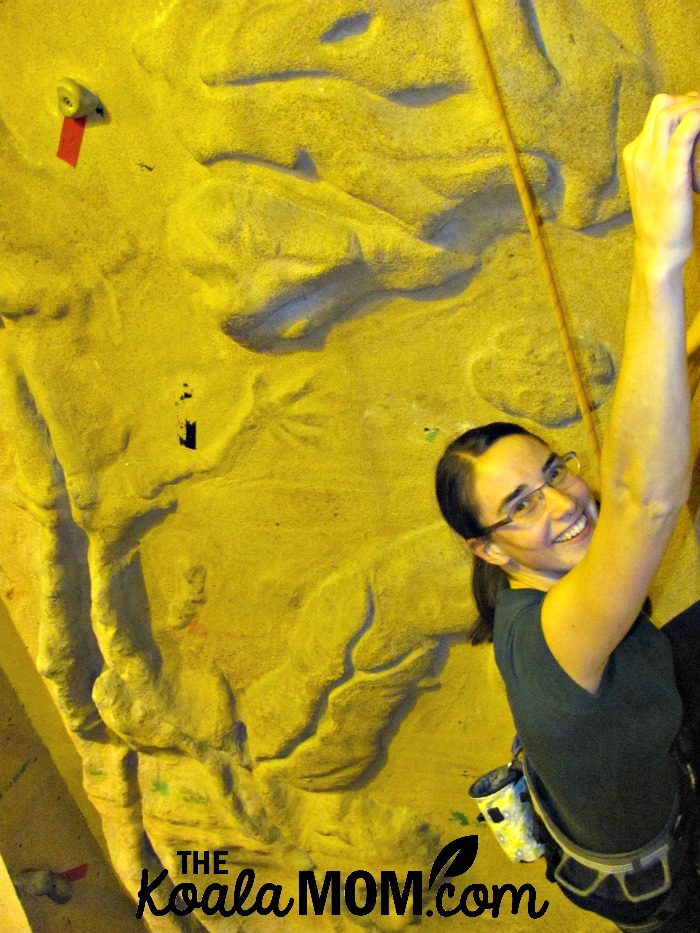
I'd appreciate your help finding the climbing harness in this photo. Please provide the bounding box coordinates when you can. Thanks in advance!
[469,736,697,906]
[523,756,677,903]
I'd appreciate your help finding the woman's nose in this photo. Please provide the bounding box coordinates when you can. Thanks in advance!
[543,484,577,517]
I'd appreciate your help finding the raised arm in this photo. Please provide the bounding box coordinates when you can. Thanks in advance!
[542,94,700,692]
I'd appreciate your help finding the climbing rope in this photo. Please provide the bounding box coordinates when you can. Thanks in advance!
[461,0,602,463]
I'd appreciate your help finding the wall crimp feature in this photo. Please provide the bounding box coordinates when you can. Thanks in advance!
[472,325,615,428]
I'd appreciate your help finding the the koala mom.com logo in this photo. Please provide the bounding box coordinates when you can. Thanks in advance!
[135,836,549,921]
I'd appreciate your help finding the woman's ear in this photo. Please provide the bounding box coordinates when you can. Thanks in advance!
[466,536,511,567]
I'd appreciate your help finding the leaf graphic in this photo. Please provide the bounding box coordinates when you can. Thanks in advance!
[428,835,479,890]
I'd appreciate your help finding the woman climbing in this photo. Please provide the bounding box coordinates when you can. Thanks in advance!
[435,93,700,931]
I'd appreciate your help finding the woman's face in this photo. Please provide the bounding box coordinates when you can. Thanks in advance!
[470,434,597,587]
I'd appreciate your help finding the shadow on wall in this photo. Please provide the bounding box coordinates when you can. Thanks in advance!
[133,0,654,352]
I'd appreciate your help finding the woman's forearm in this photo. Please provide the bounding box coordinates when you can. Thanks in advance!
[599,95,700,511]
[602,251,691,510]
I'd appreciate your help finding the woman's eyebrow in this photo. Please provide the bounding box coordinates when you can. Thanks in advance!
[497,453,559,514]
[498,484,527,514]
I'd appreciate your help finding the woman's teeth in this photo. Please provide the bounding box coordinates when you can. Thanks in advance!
[554,514,588,544]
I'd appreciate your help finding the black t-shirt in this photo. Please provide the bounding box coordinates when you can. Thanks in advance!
[493,586,683,853]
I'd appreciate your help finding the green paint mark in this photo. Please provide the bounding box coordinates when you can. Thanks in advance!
[152,779,169,796]
[86,768,108,778]
[181,793,209,805]
[449,811,470,826]
[0,758,36,803]
[424,428,439,442]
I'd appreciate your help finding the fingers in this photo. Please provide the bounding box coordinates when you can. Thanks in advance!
[643,92,676,135]
[626,93,700,157]
[623,93,700,266]
[666,108,700,166]
[651,94,700,154]
[624,93,700,176]
[623,93,679,165]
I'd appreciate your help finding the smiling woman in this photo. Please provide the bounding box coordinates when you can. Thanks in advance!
[435,94,700,932]
[436,424,597,645]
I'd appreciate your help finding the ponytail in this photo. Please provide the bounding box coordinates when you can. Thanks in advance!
[469,560,508,644]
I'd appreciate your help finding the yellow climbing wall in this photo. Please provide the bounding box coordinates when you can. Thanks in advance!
[0,1,699,931]
[0,602,145,932]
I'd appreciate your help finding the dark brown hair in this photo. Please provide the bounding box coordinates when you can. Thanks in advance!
[435,422,542,645]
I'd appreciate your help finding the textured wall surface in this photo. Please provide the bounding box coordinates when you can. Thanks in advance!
[1,1,700,931]
[0,623,144,933]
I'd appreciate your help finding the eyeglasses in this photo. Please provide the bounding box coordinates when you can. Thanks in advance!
[479,452,581,536]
